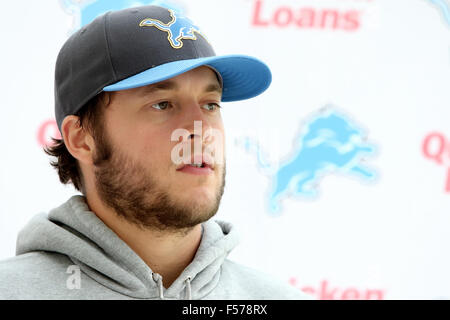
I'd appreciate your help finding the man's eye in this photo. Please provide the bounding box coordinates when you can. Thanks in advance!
[202,103,221,111]
[151,101,171,110]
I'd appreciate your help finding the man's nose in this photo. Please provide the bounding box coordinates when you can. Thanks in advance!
[182,104,214,137]
[184,102,210,122]
[187,133,200,142]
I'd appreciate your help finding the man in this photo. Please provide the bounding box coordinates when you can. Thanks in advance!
[0,5,310,300]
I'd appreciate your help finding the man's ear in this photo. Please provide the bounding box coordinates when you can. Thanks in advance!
[61,116,95,165]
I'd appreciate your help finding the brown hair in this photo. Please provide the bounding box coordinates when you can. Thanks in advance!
[44,92,110,193]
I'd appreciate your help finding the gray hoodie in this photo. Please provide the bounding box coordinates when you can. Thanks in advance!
[0,195,310,300]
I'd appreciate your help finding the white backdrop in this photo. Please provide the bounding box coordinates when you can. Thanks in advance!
[1,0,449,299]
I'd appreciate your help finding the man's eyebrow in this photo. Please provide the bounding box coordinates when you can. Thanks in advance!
[204,83,222,95]
[139,81,178,95]
[138,80,222,96]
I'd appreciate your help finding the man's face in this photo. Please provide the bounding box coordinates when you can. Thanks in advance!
[91,66,226,234]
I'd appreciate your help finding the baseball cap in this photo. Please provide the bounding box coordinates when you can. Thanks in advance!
[54,5,272,132]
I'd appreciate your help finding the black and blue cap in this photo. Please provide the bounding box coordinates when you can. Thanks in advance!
[55,5,272,132]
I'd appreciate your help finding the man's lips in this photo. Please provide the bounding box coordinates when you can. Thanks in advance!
[176,154,215,171]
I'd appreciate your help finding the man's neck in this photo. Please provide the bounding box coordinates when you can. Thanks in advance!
[85,194,203,288]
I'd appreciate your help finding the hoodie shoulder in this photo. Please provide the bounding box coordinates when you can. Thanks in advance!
[0,251,75,299]
[210,259,313,300]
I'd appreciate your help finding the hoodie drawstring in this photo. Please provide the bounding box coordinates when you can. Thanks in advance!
[152,272,192,300]
[185,276,192,300]
[152,272,164,299]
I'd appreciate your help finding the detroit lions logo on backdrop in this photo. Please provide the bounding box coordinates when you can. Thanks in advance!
[427,0,450,27]
[60,0,183,32]
[140,9,207,49]
[237,106,378,215]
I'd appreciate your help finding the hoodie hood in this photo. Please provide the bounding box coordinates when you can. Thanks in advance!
[16,195,240,300]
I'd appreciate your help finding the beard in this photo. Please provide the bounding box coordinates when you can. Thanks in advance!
[91,124,226,236]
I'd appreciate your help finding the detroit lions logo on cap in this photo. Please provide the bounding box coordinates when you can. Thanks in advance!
[139,9,207,49]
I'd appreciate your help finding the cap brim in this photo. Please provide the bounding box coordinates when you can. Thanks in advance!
[103,55,272,102]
